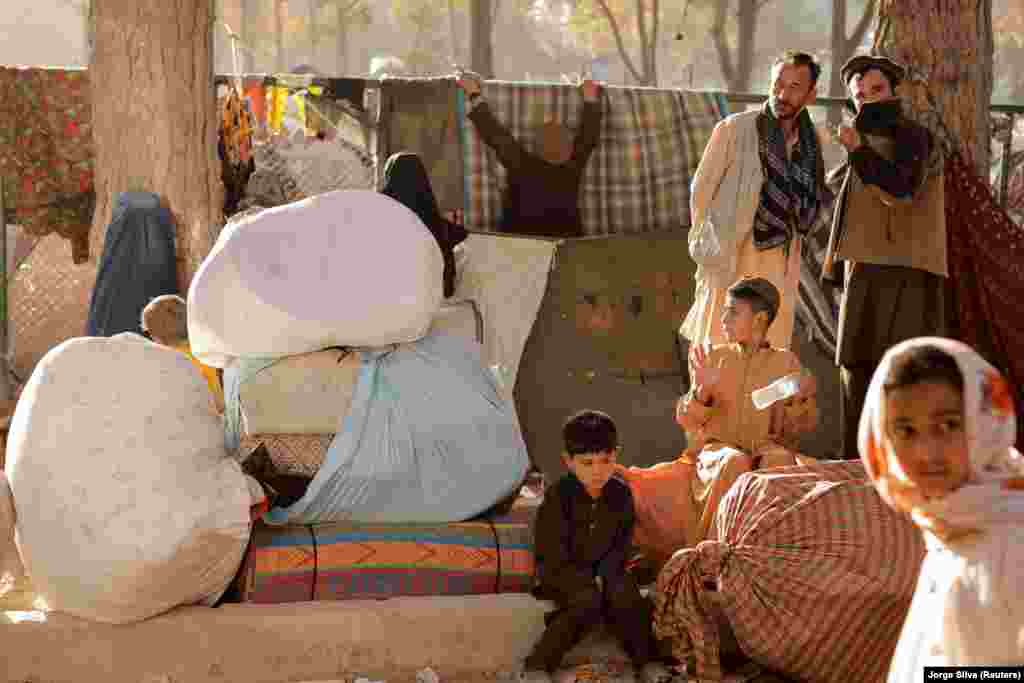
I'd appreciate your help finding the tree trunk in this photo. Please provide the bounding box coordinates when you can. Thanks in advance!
[91,0,223,294]
[470,0,495,79]
[85,0,96,63]
[336,11,348,74]
[595,0,657,86]
[828,0,876,127]
[448,0,460,66]
[308,0,318,66]
[712,0,761,92]
[873,0,993,176]
[734,1,756,92]
[828,0,849,127]
[275,0,287,71]
[239,0,253,72]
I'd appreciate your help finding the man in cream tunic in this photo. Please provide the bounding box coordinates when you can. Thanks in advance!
[681,51,829,352]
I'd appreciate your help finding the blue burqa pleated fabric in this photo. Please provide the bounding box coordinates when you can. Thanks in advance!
[225,330,529,524]
[85,192,178,336]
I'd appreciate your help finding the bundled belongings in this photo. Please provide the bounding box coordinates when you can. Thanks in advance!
[226,330,529,525]
[237,499,537,603]
[232,299,482,481]
[0,471,18,582]
[5,334,262,624]
[238,348,361,440]
[188,190,444,368]
[653,460,925,683]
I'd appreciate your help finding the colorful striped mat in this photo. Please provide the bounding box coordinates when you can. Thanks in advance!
[239,500,538,603]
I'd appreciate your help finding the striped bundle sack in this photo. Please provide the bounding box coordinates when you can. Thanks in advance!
[653,460,925,683]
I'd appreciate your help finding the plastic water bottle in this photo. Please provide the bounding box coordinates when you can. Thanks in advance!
[751,372,802,411]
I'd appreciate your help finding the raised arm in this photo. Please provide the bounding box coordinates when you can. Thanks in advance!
[571,80,604,167]
[457,72,528,173]
[848,123,931,199]
[467,100,528,173]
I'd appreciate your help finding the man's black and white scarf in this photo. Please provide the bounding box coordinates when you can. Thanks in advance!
[753,101,826,251]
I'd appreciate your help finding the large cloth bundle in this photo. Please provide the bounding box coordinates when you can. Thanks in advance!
[654,461,925,683]
[233,300,482,476]
[239,348,362,436]
[238,500,538,603]
[5,334,257,624]
[188,190,444,368]
[226,331,530,525]
[0,471,19,581]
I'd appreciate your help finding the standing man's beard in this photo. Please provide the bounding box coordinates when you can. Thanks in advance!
[770,98,802,120]
[770,98,801,120]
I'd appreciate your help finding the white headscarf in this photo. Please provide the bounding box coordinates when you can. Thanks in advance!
[858,337,1024,543]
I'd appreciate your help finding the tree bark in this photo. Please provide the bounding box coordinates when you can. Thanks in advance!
[873,0,993,176]
[91,0,223,293]
[470,0,495,79]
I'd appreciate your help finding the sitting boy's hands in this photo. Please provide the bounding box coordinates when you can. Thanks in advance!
[689,343,721,393]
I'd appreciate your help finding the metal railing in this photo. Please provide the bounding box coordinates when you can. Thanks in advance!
[723,93,1024,208]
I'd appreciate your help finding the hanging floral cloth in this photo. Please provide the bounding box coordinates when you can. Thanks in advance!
[218,85,256,217]
[0,67,95,263]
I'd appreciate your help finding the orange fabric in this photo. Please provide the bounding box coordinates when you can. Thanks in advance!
[617,454,699,565]
[174,342,225,411]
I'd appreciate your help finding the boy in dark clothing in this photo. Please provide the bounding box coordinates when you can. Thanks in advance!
[455,73,603,239]
[523,410,671,683]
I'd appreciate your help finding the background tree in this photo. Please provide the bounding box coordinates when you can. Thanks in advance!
[711,0,766,92]
[470,0,496,78]
[827,0,876,125]
[872,0,994,175]
[275,0,287,70]
[325,0,370,73]
[391,0,453,74]
[581,0,662,86]
[91,0,223,292]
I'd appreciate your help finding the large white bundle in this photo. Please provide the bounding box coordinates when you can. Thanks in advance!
[5,334,255,624]
[188,190,444,368]
[0,471,19,581]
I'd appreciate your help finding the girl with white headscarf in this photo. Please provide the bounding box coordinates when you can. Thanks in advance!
[859,337,1024,677]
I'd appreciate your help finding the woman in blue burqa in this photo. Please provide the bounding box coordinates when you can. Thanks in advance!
[380,152,468,298]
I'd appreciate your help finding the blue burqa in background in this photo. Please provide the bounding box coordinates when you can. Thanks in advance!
[85,191,178,337]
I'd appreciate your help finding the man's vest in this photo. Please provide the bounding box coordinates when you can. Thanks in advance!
[826,129,947,279]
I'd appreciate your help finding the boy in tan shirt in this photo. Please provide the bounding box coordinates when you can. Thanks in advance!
[675,276,818,545]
